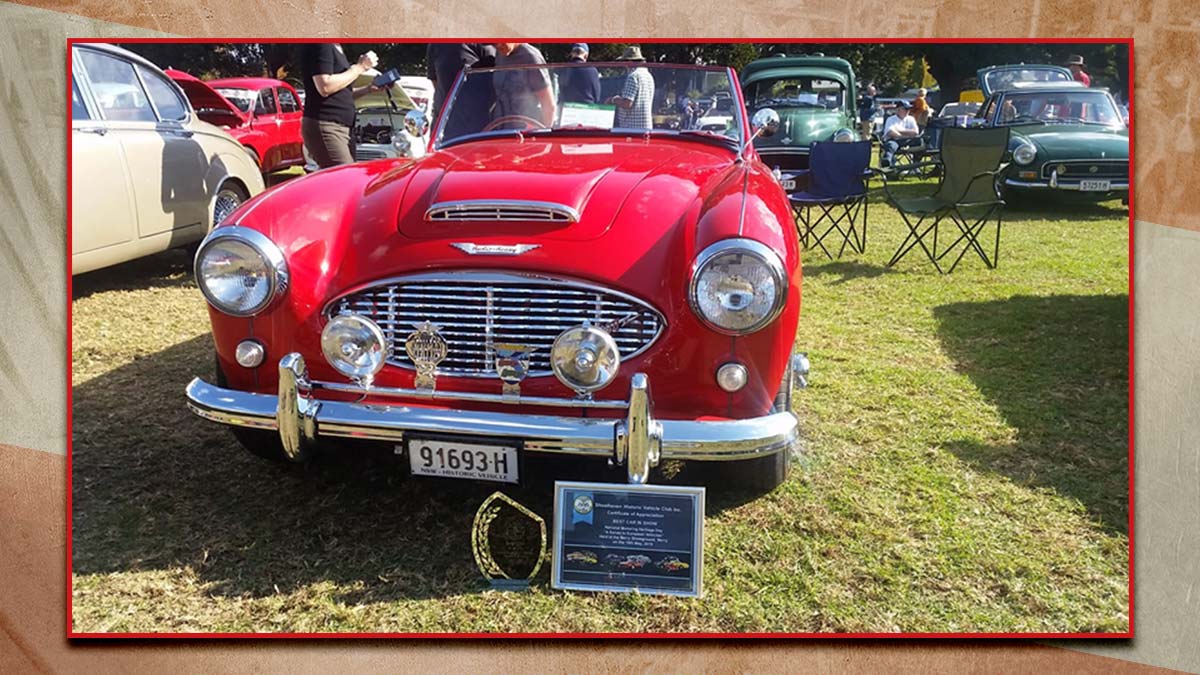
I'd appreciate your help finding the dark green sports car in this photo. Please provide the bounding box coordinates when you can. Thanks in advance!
[741,54,859,173]
[977,81,1129,202]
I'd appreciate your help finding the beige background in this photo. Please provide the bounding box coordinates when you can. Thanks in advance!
[0,0,1196,671]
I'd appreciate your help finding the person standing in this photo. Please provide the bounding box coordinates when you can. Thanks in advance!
[426,43,496,118]
[492,43,556,126]
[858,84,878,139]
[559,43,601,104]
[299,43,378,169]
[1066,54,1091,86]
[880,101,921,169]
[911,87,930,128]
[608,46,654,130]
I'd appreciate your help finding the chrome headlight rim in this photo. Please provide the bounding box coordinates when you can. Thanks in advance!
[688,238,788,336]
[194,225,289,317]
[1012,141,1037,166]
[832,127,855,143]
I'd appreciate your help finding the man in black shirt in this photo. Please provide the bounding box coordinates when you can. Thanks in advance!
[299,43,378,168]
[559,43,601,105]
[426,43,496,119]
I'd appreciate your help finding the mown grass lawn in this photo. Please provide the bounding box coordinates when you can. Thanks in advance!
[70,181,1129,634]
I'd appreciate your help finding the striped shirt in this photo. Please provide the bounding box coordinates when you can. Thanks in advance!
[615,67,655,130]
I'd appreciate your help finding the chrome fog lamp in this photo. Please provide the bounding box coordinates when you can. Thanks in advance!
[321,314,389,386]
[1013,142,1037,165]
[833,128,855,143]
[716,362,748,392]
[235,339,265,368]
[195,226,288,317]
[550,324,621,395]
[689,238,787,335]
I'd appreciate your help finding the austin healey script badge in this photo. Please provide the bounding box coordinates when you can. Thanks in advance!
[405,321,448,391]
[472,491,548,590]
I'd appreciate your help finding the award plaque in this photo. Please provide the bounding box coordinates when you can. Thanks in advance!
[472,491,548,590]
[552,481,705,598]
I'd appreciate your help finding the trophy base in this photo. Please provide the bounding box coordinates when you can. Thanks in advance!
[487,578,533,592]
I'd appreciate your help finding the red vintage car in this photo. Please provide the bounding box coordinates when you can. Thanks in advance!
[185,62,805,493]
[167,70,305,174]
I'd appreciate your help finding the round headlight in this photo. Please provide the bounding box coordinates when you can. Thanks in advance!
[550,324,621,394]
[833,128,855,143]
[194,226,288,317]
[1013,142,1037,165]
[321,314,388,384]
[689,239,787,335]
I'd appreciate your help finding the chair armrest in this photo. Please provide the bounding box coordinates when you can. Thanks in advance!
[952,168,1006,205]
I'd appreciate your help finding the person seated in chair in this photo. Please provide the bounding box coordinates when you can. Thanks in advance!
[880,101,921,169]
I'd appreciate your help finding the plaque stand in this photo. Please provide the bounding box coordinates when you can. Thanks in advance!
[472,491,548,590]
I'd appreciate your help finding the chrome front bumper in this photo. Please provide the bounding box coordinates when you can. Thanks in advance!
[1005,168,1129,192]
[185,353,800,485]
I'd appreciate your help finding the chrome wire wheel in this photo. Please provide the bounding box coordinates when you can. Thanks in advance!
[212,186,244,226]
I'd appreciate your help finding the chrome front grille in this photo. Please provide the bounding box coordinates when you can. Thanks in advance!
[1041,159,1128,180]
[327,273,664,377]
[425,200,579,223]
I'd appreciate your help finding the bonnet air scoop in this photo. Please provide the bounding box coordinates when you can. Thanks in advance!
[425,200,579,223]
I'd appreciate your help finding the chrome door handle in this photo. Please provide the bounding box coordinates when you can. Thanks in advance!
[76,126,107,136]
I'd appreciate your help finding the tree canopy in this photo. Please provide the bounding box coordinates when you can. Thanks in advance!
[116,41,1128,102]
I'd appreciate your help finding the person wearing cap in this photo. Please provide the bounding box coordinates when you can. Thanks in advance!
[880,101,921,169]
[606,45,655,130]
[560,43,601,104]
[1065,54,1091,86]
[493,43,556,126]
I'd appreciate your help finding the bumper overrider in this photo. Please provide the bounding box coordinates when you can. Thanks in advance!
[185,353,801,485]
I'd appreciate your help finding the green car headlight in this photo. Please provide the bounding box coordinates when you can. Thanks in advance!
[1013,142,1037,165]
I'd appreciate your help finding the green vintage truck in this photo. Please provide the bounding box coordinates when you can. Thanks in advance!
[741,54,860,174]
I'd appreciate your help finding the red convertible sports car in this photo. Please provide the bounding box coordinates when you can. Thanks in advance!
[167,70,305,174]
[185,62,805,493]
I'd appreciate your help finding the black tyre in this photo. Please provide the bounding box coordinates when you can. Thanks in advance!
[214,356,293,463]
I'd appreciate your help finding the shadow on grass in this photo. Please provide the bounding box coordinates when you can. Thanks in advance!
[72,248,194,300]
[71,333,764,603]
[802,260,895,285]
[866,180,1127,224]
[933,294,1129,535]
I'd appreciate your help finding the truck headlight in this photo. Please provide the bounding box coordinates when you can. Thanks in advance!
[1013,142,1037,165]
[689,239,787,335]
[194,226,288,317]
[833,128,855,143]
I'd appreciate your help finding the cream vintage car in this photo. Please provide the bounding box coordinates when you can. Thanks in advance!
[71,43,264,275]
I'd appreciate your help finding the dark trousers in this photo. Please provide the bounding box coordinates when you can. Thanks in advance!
[882,137,920,167]
[302,117,355,169]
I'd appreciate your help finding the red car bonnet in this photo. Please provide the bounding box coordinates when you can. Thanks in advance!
[164,68,247,126]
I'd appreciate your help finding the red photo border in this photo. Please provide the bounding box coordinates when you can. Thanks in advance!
[65,36,1135,640]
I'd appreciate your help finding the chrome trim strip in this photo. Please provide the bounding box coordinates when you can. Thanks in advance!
[1039,158,1129,180]
[312,379,629,409]
[185,355,799,480]
[425,200,580,223]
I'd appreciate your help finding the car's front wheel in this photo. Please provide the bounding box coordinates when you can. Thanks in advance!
[212,181,248,227]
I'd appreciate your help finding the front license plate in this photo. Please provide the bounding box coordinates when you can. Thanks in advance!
[406,437,519,484]
[781,179,796,191]
[1078,179,1111,192]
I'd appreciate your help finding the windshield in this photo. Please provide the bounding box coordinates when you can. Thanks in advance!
[748,77,845,110]
[983,67,1071,93]
[214,87,255,113]
[437,63,743,148]
[993,91,1122,126]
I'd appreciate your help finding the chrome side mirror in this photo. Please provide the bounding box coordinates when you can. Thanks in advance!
[404,109,429,138]
[751,108,781,138]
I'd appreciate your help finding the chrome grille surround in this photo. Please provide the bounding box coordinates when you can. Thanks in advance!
[425,200,579,223]
[1041,159,1129,180]
[325,272,665,378]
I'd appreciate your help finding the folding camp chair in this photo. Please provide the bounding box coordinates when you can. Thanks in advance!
[789,140,872,260]
[876,129,934,179]
[880,126,1010,274]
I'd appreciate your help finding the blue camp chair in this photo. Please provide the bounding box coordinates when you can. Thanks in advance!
[789,140,872,259]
